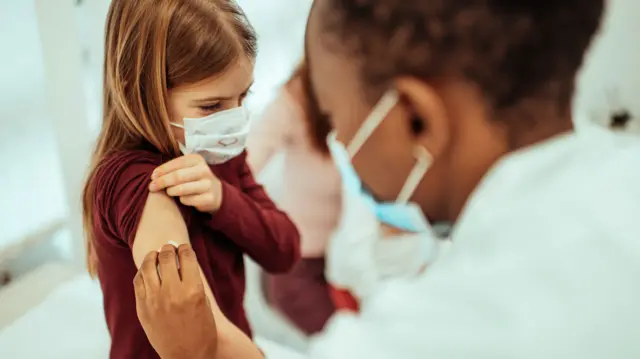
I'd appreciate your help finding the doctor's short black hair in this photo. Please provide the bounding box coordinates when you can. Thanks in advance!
[319,0,604,120]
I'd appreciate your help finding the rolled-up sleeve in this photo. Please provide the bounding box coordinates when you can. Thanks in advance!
[94,151,164,247]
[207,153,301,273]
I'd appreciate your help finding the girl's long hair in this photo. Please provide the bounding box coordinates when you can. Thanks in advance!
[83,0,257,277]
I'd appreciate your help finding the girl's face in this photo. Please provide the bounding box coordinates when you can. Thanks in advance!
[167,57,254,144]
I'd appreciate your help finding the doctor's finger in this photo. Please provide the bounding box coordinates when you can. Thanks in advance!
[152,154,204,179]
[149,166,209,192]
[157,244,181,288]
[139,250,160,290]
[133,271,146,302]
[177,244,201,284]
[134,272,150,325]
[166,179,211,197]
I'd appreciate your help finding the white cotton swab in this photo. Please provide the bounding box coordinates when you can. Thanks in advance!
[157,240,180,252]
[156,241,182,278]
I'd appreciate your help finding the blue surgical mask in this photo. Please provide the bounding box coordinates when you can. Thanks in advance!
[327,90,433,234]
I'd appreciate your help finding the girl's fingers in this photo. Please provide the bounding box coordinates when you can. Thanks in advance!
[150,166,209,191]
[152,154,203,180]
[166,179,211,197]
[179,193,215,208]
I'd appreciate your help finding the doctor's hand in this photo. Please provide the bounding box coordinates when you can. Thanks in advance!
[149,154,223,213]
[134,244,218,359]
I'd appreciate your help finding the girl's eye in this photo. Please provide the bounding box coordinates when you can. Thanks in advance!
[199,103,222,113]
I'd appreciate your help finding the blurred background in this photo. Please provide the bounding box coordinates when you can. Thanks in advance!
[0,0,312,356]
[0,0,637,357]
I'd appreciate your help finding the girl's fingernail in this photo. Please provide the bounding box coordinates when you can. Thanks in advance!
[149,182,156,191]
[151,171,159,180]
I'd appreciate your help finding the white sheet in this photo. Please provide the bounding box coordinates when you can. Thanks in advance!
[256,337,307,359]
[0,271,305,359]
[0,274,110,359]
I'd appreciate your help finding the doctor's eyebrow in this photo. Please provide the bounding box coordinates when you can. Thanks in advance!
[192,81,254,103]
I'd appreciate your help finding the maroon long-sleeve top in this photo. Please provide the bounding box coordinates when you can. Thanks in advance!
[91,147,300,359]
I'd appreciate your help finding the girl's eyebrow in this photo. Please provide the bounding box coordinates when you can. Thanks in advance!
[191,81,254,104]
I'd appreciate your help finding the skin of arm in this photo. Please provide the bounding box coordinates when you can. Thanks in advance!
[132,191,263,359]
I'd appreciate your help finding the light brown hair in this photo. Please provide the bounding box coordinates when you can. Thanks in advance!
[287,59,332,154]
[82,0,257,276]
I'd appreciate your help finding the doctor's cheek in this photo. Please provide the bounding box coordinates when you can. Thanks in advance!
[380,223,409,238]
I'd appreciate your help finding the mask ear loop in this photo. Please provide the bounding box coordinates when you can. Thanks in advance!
[347,90,400,157]
[169,122,189,154]
[396,146,432,204]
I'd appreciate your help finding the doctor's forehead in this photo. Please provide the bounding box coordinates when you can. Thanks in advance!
[305,1,361,105]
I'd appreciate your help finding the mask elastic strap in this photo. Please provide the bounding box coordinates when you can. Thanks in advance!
[170,122,184,129]
[396,146,432,203]
[346,90,400,157]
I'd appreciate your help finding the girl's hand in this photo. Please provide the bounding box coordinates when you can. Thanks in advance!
[149,154,223,213]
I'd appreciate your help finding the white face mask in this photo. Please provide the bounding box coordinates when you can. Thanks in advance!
[171,106,250,165]
[327,178,438,299]
[329,89,433,234]
[326,90,442,298]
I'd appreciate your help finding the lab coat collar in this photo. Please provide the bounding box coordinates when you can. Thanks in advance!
[451,131,578,242]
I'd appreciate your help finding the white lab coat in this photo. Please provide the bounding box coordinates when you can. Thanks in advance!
[306,131,640,359]
[326,178,440,300]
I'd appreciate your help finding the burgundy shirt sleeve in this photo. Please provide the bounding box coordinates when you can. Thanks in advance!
[207,153,301,273]
[95,151,164,247]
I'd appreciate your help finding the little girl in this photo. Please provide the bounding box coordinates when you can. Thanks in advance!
[81,1,300,358]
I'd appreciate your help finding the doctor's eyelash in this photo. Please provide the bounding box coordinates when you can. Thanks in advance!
[609,108,632,129]
[604,87,633,129]
[241,89,253,100]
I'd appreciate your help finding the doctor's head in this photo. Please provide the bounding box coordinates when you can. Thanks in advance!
[306,0,604,222]
[102,0,256,155]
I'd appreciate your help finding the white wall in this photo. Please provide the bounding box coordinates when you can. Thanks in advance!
[238,0,312,113]
[0,0,70,270]
[573,0,640,133]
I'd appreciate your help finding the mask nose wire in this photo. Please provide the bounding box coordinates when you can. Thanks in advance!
[346,90,400,157]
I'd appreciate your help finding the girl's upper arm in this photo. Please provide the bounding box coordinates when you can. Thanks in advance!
[131,191,190,268]
[96,152,261,358]
[132,191,263,359]
[93,151,191,264]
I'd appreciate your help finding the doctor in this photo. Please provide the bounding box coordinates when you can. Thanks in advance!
[133,0,640,358]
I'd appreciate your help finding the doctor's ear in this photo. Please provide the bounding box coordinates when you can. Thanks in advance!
[395,78,449,158]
